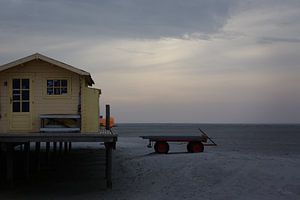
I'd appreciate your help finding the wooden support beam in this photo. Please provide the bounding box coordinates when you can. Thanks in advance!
[0,143,4,182]
[59,142,63,154]
[35,142,41,172]
[105,104,110,130]
[64,142,68,153]
[24,142,30,179]
[68,142,72,151]
[105,142,113,188]
[46,142,50,163]
[53,142,57,156]
[5,143,14,187]
[51,142,57,163]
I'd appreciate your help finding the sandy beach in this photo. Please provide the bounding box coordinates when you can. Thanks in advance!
[0,124,300,200]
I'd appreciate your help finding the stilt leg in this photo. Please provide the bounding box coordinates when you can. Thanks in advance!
[68,142,72,152]
[53,142,57,152]
[5,143,14,187]
[24,142,30,179]
[59,142,63,155]
[64,142,68,153]
[0,143,2,181]
[53,142,57,158]
[105,142,113,189]
[35,142,41,172]
[46,142,50,163]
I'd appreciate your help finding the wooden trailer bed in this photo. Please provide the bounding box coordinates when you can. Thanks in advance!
[140,128,217,154]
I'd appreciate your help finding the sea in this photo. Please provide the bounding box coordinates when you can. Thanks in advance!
[115,123,300,156]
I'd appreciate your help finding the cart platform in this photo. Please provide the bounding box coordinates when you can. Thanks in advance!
[140,135,208,142]
[140,128,217,154]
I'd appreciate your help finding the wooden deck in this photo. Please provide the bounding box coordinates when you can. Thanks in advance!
[0,129,117,188]
[0,129,117,143]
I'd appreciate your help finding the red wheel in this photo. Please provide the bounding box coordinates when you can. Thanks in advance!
[154,142,169,154]
[187,142,204,153]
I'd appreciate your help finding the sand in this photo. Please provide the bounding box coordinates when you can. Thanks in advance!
[106,137,300,200]
[0,129,299,200]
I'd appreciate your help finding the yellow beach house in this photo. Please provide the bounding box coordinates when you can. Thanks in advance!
[0,53,101,134]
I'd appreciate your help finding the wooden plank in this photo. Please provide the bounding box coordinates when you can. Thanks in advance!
[40,128,80,132]
[0,137,115,143]
[0,132,117,143]
[40,114,81,119]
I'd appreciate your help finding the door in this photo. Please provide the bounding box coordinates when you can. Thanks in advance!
[9,77,33,131]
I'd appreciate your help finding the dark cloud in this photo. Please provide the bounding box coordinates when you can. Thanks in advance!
[0,0,235,39]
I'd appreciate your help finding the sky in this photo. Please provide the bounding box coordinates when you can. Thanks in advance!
[0,0,299,123]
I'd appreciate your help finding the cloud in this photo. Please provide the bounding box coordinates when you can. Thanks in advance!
[0,0,300,123]
[0,0,235,39]
[258,37,300,44]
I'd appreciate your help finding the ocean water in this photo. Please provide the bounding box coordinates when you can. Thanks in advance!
[115,123,300,156]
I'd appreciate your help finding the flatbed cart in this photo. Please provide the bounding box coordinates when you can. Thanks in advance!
[140,128,217,154]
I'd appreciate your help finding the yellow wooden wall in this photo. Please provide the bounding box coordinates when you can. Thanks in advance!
[0,60,81,133]
[81,79,101,133]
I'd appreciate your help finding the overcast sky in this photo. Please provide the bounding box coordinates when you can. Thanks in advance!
[0,0,299,123]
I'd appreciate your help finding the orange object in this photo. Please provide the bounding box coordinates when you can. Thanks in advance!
[99,116,115,128]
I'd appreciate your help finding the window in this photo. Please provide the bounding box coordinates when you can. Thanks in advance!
[12,78,30,112]
[47,79,68,95]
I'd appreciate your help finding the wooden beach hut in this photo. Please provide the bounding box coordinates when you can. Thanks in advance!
[0,53,117,188]
[0,53,100,133]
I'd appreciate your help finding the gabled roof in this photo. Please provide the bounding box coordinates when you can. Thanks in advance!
[0,53,94,85]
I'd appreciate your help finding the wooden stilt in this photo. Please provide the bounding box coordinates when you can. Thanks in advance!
[64,142,68,153]
[5,143,14,187]
[69,142,72,151]
[53,142,57,157]
[105,104,110,130]
[46,142,50,163]
[35,142,41,172]
[52,142,57,163]
[24,142,30,179]
[59,142,63,154]
[53,142,57,152]
[105,142,113,188]
[0,143,4,183]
